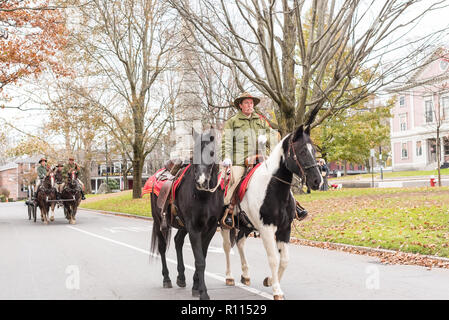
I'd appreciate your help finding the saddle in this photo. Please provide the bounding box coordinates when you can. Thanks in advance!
[221,154,266,229]
[154,159,189,229]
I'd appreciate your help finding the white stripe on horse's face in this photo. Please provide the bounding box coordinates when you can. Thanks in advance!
[307,143,314,157]
[197,173,206,185]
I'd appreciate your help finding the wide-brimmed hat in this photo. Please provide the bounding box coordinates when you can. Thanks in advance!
[233,92,260,109]
[38,158,47,164]
[56,163,64,167]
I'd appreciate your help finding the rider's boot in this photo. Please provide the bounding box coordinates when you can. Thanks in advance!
[221,204,235,229]
[81,190,86,200]
[295,201,308,221]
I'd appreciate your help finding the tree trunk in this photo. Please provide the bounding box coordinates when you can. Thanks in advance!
[132,158,144,199]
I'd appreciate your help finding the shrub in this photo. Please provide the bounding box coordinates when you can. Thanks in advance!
[0,188,10,198]
[107,179,120,190]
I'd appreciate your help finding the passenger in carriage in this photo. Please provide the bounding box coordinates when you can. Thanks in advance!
[34,157,50,199]
[53,162,65,200]
[62,157,86,200]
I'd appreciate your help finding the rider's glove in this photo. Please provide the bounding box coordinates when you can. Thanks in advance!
[258,135,267,145]
[222,158,232,167]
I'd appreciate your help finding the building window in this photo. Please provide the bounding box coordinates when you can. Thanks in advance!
[399,96,405,107]
[425,100,433,123]
[99,164,107,175]
[441,96,449,120]
[399,113,407,131]
[444,137,449,156]
[401,143,408,159]
[113,162,121,174]
[416,141,422,157]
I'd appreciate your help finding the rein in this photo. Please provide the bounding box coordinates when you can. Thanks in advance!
[285,134,319,183]
[196,165,226,193]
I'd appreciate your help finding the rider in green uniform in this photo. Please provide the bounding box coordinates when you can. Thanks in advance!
[63,157,86,200]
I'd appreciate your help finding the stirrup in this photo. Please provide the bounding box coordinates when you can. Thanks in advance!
[295,201,308,221]
[220,206,235,229]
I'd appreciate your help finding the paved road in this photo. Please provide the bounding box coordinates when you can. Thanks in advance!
[1,202,449,300]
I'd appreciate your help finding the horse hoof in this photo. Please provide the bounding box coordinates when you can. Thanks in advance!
[176,278,186,288]
[163,280,172,288]
[200,293,210,300]
[50,217,54,222]
[226,278,235,286]
[44,221,48,225]
[273,294,284,300]
[240,276,250,286]
[192,289,200,297]
[263,277,272,287]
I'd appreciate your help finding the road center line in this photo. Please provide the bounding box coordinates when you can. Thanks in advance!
[67,225,272,300]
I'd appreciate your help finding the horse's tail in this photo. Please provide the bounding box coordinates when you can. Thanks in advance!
[149,194,172,260]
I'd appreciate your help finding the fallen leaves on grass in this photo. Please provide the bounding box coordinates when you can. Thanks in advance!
[290,238,449,269]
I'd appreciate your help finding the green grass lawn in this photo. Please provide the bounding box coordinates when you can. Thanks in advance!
[329,168,449,181]
[81,187,449,258]
[295,187,449,257]
[80,192,152,217]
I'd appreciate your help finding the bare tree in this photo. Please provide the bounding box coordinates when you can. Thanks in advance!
[71,0,180,198]
[169,0,449,136]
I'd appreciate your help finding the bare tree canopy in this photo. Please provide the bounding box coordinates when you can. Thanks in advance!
[70,0,180,198]
[169,0,449,136]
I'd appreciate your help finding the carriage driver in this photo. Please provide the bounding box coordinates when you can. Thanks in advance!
[53,163,65,200]
[63,157,86,200]
[34,157,50,198]
[221,92,277,228]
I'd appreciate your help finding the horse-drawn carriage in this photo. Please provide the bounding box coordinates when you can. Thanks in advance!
[25,169,82,225]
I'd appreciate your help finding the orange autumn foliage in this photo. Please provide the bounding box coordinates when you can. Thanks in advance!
[0,0,68,91]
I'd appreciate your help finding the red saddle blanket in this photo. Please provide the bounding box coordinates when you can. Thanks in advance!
[142,168,165,196]
[142,164,192,199]
[143,165,228,198]
[237,162,262,201]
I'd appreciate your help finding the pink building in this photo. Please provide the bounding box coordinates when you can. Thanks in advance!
[389,48,449,171]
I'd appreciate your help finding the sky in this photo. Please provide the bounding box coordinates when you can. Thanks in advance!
[2,0,449,144]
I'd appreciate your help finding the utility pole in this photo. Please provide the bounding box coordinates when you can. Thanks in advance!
[379,146,383,180]
[370,148,375,188]
[105,139,109,185]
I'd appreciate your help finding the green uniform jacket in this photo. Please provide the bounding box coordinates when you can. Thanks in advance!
[37,165,48,180]
[62,163,81,179]
[221,110,277,166]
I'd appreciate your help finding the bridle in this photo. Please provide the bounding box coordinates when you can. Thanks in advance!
[272,134,319,186]
[195,164,225,193]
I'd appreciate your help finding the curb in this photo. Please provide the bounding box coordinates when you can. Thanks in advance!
[78,207,449,269]
[78,208,153,221]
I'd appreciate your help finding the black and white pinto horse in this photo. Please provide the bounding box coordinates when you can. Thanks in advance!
[150,129,224,300]
[61,169,81,225]
[221,124,323,300]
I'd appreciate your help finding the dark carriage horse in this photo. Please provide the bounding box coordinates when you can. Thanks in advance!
[150,129,224,300]
[61,169,82,225]
[36,172,57,225]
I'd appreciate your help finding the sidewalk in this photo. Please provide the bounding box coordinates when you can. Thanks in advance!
[329,175,449,188]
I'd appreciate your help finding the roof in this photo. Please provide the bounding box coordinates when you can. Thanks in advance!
[0,162,18,172]
[387,47,449,93]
